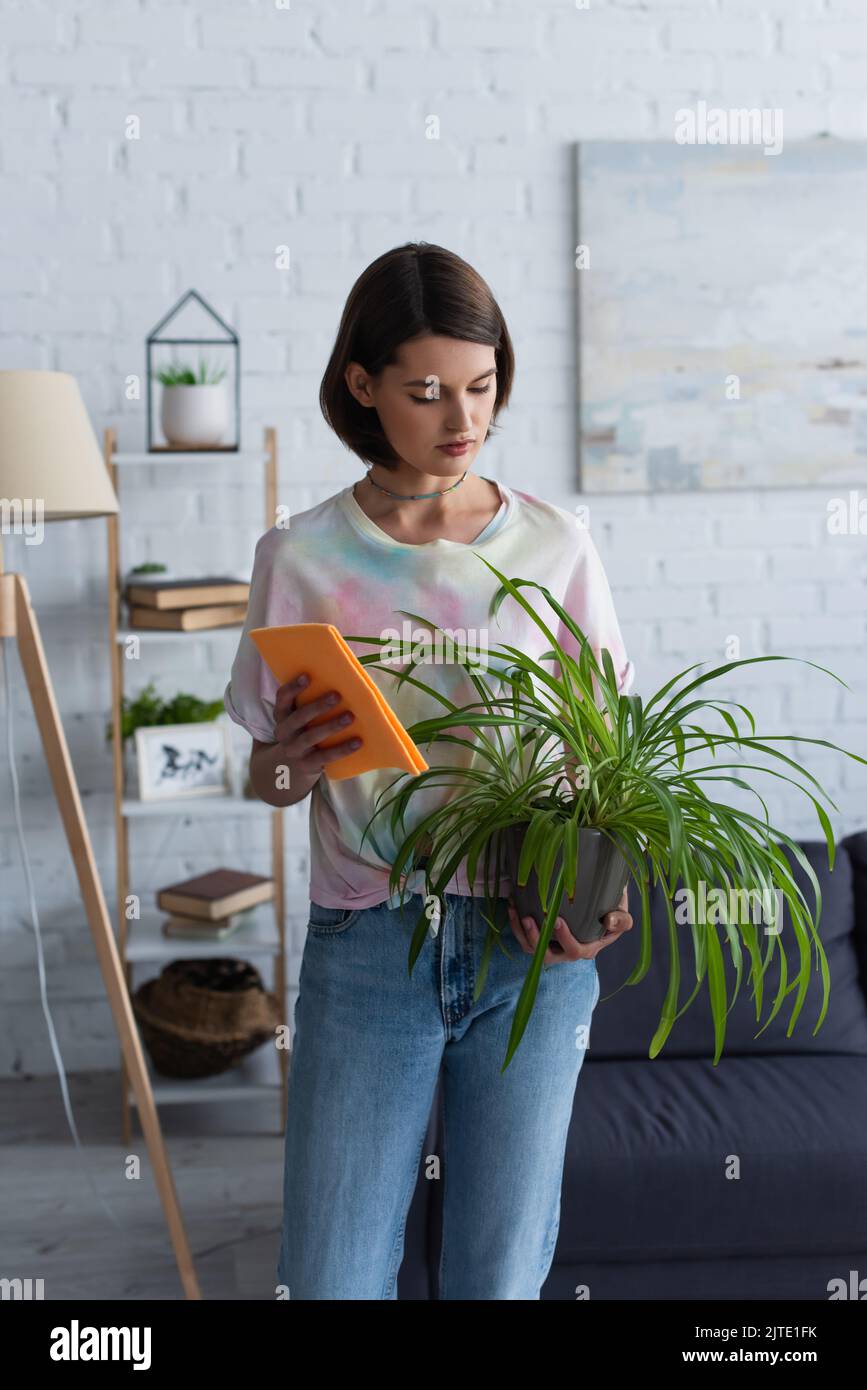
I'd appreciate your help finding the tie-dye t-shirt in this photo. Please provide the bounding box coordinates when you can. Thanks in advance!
[224,477,634,910]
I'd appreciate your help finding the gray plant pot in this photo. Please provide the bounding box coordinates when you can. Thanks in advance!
[504,821,631,945]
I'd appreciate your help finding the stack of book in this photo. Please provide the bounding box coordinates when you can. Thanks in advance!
[125,576,251,631]
[158,868,275,942]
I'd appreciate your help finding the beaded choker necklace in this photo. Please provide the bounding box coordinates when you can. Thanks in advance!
[365,469,469,501]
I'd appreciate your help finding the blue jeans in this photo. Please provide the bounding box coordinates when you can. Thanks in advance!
[276,892,601,1300]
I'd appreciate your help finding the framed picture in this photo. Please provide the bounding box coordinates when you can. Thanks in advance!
[576,138,867,492]
[134,719,232,802]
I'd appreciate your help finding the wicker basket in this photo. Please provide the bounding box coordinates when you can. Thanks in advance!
[132,957,280,1079]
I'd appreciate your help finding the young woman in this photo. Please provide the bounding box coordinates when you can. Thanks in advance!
[224,243,635,1301]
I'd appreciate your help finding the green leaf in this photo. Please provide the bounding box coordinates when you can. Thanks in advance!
[502,863,566,1070]
[563,815,579,901]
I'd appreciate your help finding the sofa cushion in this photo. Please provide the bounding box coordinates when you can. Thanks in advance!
[542,1253,865,1302]
[591,837,867,1060]
[560,1053,867,1262]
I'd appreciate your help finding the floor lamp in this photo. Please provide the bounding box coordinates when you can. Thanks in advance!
[0,369,201,1300]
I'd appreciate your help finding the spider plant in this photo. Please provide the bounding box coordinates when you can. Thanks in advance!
[346,556,867,1073]
[156,357,227,386]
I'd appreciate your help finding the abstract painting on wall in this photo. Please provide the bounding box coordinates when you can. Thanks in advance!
[576,139,867,492]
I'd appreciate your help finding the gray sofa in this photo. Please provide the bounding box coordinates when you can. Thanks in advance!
[398,831,867,1299]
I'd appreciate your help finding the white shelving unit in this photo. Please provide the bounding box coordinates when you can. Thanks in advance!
[120,795,268,819]
[125,908,280,964]
[130,1054,281,1109]
[103,426,287,1140]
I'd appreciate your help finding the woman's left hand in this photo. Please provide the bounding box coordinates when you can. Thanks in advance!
[507,887,632,964]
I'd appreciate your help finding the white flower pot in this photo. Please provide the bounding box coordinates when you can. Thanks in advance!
[160,383,230,448]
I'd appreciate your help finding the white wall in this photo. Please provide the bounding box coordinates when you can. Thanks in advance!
[1,0,865,1075]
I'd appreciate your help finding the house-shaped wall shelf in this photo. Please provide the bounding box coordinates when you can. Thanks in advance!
[146,288,241,453]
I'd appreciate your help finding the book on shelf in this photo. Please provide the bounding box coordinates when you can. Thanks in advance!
[156,868,275,921]
[125,577,251,610]
[128,603,247,631]
[161,909,254,941]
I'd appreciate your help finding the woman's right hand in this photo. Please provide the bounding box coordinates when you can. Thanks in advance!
[273,672,362,778]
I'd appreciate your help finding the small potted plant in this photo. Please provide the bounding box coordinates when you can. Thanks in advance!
[106,681,227,797]
[348,559,866,1072]
[156,356,229,448]
[123,560,175,589]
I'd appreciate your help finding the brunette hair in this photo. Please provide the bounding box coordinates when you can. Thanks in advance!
[319,242,515,471]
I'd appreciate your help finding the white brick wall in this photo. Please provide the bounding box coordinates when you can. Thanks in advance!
[1,0,866,1075]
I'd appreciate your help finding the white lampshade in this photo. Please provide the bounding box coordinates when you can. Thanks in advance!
[0,370,118,520]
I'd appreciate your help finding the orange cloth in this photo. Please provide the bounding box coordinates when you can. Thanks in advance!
[249,622,429,782]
